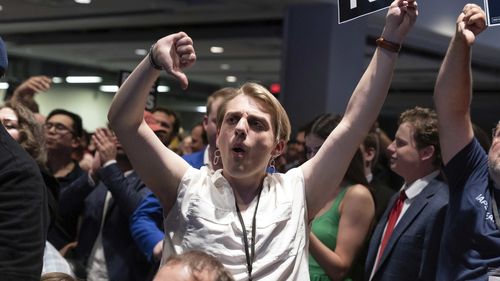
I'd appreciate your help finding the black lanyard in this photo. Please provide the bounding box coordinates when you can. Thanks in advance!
[235,187,263,281]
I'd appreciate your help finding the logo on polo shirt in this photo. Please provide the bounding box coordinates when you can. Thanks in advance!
[476,193,494,223]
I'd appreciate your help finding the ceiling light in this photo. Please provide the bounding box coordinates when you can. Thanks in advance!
[0,5,3,11]
[74,0,91,4]
[0,82,9,89]
[157,85,170,93]
[135,49,148,56]
[220,64,230,70]
[99,85,119,92]
[196,106,207,113]
[210,46,224,54]
[52,77,63,84]
[226,76,237,83]
[66,76,102,83]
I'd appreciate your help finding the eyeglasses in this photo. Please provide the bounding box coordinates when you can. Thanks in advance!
[44,122,74,135]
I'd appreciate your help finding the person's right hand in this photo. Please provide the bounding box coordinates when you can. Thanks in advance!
[381,0,418,44]
[457,4,487,46]
[152,32,196,90]
[13,75,52,98]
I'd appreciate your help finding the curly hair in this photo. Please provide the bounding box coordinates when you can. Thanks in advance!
[1,101,47,167]
[398,107,441,167]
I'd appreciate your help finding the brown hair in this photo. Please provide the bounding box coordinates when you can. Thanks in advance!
[1,101,47,167]
[216,82,291,142]
[398,107,441,166]
[41,272,77,281]
[362,124,380,170]
[206,87,237,116]
[306,113,368,186]
[163,250,234,281]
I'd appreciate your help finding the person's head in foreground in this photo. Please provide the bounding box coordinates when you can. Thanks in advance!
[153,251,234,281]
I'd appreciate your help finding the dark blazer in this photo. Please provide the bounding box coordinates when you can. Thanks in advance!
[0,125,48,281]
[63,163,149,281]
[365,178,448,281]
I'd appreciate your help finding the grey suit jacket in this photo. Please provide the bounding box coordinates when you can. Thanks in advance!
[365,178,448,281]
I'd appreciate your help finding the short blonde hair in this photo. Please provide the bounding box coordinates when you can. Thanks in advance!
[216,82,291,142]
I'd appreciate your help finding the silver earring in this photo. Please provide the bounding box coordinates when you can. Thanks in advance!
[268,157,276,174]
[213,149,221,166]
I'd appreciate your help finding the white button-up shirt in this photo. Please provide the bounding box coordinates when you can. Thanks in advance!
[162,166,309,281]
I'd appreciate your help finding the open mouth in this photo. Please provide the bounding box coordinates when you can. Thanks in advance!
[232,147,245,153]
[232,145,247,157]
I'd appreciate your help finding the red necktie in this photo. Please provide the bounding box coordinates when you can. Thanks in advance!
[376,190,407,264]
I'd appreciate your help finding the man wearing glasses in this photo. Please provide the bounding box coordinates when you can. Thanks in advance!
[45,109,84,183]
[433,4,500,280]
[44,108,85,241]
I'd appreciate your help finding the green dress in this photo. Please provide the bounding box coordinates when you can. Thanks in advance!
[309,186,353,281]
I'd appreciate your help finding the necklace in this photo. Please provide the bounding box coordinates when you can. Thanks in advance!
[234,186,263,281]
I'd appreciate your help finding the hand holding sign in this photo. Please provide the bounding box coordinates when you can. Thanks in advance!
[151,32,196,90]
[381,0,418,44]
[457,4,487,46]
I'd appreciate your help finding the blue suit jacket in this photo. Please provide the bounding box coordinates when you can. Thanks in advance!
[130,149,206,261]
[63,164,150,281]
[182,149,205,170]
[365,178,448,281]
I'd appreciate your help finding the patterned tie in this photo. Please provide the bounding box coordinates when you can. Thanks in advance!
[376,190,407,266]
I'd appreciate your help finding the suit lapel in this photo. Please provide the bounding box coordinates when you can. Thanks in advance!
[375,180,441,271]
[366,194,398,273]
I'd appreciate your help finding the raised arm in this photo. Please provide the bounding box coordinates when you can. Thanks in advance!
[302,0,418,219]
[433,4,487,164]
[108,32,196,213]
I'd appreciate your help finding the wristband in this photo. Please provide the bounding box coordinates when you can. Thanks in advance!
[148,43,163,70]
[376,37,401,53]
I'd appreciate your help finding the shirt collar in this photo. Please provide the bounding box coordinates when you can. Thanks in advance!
[124,169,134,177]
[203,145,211,169]
[402,170,440,200]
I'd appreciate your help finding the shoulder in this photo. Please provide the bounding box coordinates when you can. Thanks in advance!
[344,184,374,204]
[340,184,375,214]
[445,138,488,173]
[283,166,305,182]
[422,179,449,208]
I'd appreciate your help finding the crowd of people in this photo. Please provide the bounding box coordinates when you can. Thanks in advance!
[0,1,499,281]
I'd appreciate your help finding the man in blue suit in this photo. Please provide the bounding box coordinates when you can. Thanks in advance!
[59,127,149,281]
[365,107,448,281]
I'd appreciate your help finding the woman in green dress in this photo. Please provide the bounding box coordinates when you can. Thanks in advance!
[306,114,375,281]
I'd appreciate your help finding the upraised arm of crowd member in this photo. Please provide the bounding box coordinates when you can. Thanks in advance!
[13,75,52,99]
[108,32,196,213]
[302,0,418,220]
[433,4,487,164]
